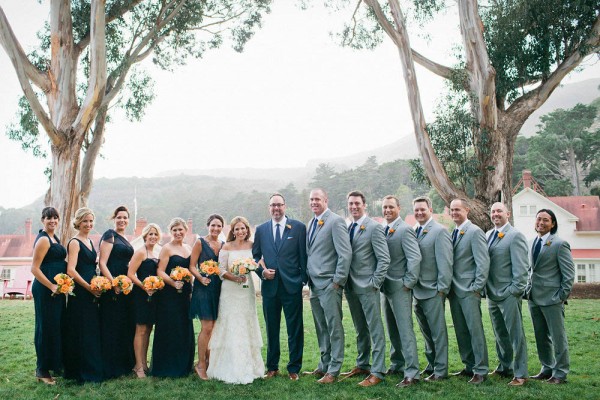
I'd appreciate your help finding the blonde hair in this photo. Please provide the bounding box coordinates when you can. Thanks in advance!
[168,217,188,232]
[142,223,162,242]
[227,216,251,242]
[72,207,95,230]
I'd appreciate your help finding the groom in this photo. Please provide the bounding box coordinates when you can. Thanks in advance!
[253,193,308,381]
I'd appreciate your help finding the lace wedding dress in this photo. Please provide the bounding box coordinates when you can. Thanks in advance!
[206,248,265,384]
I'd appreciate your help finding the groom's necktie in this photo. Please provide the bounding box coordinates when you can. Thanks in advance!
[275,223,282,248]
[349,222,358,244]
[309,218,318,242]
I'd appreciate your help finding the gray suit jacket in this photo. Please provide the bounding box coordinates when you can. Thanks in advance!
[306,209,352,290]
[525,234,575,306]
[347,217,390,294]
[451,220,490,298]
[486,224,529,301]
[413,219,453,300]
[382,218,421,294]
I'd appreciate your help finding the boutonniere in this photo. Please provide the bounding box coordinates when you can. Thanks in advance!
[318,220,324,226]
[423,229,428,235]
[360,225,365,231]
[545,240,552,247]
[498,232,505,239]
[460,230,465,236]
[389,228,396,234]
[286,224,291,230]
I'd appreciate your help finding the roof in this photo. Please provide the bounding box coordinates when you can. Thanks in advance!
[572,249,600,259]
[549,196,600,231]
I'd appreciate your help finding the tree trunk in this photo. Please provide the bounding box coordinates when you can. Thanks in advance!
[567,147,580,195]
[47,134,84,243]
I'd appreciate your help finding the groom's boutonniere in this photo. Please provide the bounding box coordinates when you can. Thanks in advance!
[360,225,365,231]
[318,220,324,226]
[286,224,292,230]
[498,232,505,239]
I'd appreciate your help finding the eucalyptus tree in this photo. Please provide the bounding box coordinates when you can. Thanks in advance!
[332,0,600,228]
[0,0,270,240]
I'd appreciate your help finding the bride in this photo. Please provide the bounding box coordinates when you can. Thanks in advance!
[207,216,265,384]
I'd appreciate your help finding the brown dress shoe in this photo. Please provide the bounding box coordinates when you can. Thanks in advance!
[452,369,474,378]
[396,377,419,388]
[317,373,337,384]
[358,374,383,387]
[36,377,56,386]
[288,373,299,381]
[264,370,279,379]
[508,377,527,386]
[530,372,552,380]
[424,374,445,382]
[468,374,486,384]
[303,369,325,377]
[491,369,513,378]
[341,367,370,378]
[546,377,566,384]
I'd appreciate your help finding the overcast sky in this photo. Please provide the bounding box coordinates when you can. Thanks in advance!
[1,0,598,209]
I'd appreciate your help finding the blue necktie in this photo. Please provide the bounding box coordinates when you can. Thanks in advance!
[532,237,542,264]
[275,223,282,248]
[416,226,422,238]
[309,218,318,242]
[349,222,358,243]
[385,226,390,236]
[488,230,498,248]
[452,228,459,244]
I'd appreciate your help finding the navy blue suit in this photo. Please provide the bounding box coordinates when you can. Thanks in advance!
[252,218,307,374]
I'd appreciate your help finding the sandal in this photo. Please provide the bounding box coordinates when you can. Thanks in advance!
[132,366,146,378]
[195,364,208,380]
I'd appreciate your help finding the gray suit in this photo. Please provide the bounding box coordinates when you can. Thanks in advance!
[449,220,490,375]
[345,216,390,379]
[413,219,453,377]
[525,234,575,380]
[306,209,352,376]
[381,218,421,379]
[486,224,529,378]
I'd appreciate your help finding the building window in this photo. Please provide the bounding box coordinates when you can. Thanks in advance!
[577,264,586,283]
[0,268,11,280]
[520,206,527,216]
[590,264,596,282]
[529,205,537,215]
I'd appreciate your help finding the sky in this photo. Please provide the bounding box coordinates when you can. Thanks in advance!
[1,1,599,209]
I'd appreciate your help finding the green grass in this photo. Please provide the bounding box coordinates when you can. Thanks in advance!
[1,298,599,399]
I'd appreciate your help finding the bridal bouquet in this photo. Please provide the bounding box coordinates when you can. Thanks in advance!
[170,266,192,293]
[111,275,133,295]
[230,258,257,288]
[53,273,75,297]
[199,260,220,276]
[142,275,165,302]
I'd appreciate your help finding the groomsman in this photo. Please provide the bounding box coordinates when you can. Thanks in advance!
[412,196,453,381]
[304,188,352,384]
[525,209,575,384]
[486,202,529,386]
[341,191,390,387]
[253,193,308,381]
[380,195,422,388]
[448,198,490,384]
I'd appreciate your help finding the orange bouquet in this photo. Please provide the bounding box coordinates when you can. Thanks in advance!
[53,273,75,297]
[169,266,192,293]
[142,275,165,302]
[230,258,257,288]
[90,276,112,292]
[112,275,133,295]
[199,260,220,276]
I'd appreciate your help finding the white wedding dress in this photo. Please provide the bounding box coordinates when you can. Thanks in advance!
[207,249,265,384]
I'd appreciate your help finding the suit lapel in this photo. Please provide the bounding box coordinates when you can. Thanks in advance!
[308,211,328,247]
[353,218,368,243]
[278,222,290,252]
[536,234,553,265]
[417,221,433,243]
[454,221,470,248]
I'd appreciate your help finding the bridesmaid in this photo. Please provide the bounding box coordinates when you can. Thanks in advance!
[189,214,225,380]
[31,207,67,385]
[98,206,135,378]
[127,223,162,378]
[152,218,195,377]
[63,207,103,383]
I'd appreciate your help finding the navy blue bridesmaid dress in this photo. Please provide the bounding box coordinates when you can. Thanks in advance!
[132,254,159,325]
[189,238,223,321]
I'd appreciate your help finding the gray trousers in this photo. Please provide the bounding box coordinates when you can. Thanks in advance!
[310,284,344,376]
[414,294,448,377]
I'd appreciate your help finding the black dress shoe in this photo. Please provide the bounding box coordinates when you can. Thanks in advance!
[452,369,474,378]
[546,377,566,384]
[468,374,486,384]
[530,372,552,380]
[396,377,419,388]
[424,373,445,382]
[421,369,434,376]
[386,369,401,376]
[491,369,513,378]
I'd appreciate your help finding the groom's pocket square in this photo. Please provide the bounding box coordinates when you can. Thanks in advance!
[287,236,294,239]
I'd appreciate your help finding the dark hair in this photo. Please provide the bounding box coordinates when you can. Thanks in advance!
[111,205,130,219]
[41,207,60,220]
[347,190,366,204]
[206,214,224,227]
[537,208,558,234]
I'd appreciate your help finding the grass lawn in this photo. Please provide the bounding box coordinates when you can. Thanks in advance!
[0,298,599,399]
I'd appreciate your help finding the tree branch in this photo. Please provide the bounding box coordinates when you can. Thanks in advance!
[80,106,107,204]
[0,6,50,91]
